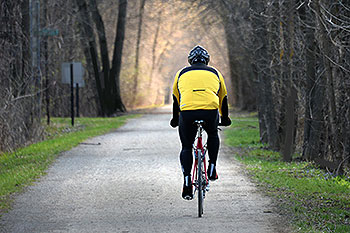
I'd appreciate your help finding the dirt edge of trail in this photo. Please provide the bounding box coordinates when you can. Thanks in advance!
[223,146,294,233]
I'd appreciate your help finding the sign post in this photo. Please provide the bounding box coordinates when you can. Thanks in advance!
[41,28,59,125]
[70,63,74,126]
[61,62,85,126]
[76,83,80,117]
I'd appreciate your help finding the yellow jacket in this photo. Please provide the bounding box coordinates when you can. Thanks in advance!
[172,63,227,115]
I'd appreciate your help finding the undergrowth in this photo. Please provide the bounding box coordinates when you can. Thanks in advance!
[224,115,350,233]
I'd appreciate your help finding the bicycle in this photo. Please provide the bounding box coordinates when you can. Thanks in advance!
[191,120,209,217]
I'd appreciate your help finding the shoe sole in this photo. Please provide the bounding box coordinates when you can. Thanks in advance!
[183,195,193,200]
[209,175,218,181]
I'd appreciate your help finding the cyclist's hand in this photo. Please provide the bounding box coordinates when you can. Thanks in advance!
[170,118,179,128]
[219,116,231,126]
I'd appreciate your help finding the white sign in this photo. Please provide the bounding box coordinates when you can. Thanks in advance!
[61,62,85,87]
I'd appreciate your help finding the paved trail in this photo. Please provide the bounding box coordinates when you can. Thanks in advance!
[0,108,289,233]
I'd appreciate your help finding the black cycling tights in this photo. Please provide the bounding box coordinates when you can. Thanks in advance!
[178,109,219,176]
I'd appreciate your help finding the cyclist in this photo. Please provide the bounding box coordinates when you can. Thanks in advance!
[170,45,231,200]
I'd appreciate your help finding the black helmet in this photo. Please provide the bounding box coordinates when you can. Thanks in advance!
[188,45,210,65]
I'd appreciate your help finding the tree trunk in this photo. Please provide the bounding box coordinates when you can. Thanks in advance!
[281,0,296,161]
[283,88,297,162]
[88,0,112,113]
[75,0,105,115]
[249,0,279,150]
[316,0,339,163]
[20,0,30,96]
[264,70,280,151]
[344,105,350,170]
[43,0,50,125]
[277,0,295,154]
[149,10,161,88]
[109,0,127,113]
[302,1,327,160]
[223,23,240,107]
[302,50,326,160]
[257,80,268,144]
[300,2,316,160]
[131,0,146,107]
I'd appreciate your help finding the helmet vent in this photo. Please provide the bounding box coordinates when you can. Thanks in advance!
[188,45,210,65]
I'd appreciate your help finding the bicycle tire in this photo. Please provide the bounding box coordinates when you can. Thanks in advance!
[197,152,204,217]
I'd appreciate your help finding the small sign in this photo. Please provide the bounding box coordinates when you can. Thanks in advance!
[61,62,85,87]
[40,28,59,36]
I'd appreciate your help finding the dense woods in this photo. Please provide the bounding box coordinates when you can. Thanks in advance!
[245,0,350,174]
[0,0,349,173]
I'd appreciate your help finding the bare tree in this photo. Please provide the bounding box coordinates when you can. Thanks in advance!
[249,0,280,150]
[130,0,146,108]
[0,0,41,152]
[75,0,127,116]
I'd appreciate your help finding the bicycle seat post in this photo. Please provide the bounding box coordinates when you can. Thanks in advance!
[194,120,204,135]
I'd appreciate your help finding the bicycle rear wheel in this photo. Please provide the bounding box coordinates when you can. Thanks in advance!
[197,153,204,217]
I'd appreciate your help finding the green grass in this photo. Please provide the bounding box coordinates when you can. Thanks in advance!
[224,116,263,148]
[0,115,138,214]
[224,116,350,232]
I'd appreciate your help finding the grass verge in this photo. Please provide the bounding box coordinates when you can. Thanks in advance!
[224,115,350,232]
[0,115,138,215]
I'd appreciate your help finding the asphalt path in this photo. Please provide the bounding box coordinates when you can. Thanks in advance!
[0,107,289,232]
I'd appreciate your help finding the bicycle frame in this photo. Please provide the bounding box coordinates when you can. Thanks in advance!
[191,121,209,205]
[191,135,208,188]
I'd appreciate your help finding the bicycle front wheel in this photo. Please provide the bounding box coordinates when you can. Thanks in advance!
[197,153,204,217]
